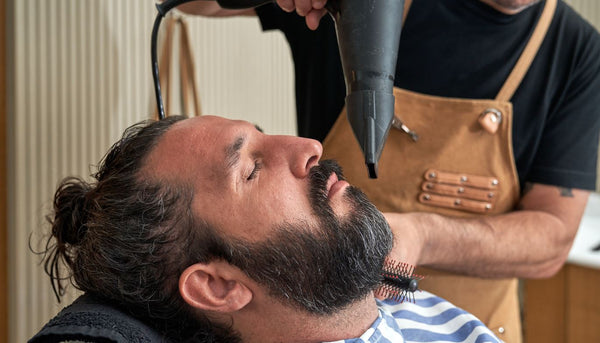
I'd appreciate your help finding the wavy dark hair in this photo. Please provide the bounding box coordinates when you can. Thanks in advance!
[40,115,240,342]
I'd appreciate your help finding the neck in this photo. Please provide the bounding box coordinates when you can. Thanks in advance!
[232,293,380,343]
[479,0,541,14]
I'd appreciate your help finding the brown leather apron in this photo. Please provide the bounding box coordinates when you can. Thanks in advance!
[322,1,556,341]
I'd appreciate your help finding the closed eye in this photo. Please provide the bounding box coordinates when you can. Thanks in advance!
[247,161,262,181]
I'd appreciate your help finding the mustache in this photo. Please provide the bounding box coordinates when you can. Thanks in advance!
[308,159,346,198]
[308,160,345,220]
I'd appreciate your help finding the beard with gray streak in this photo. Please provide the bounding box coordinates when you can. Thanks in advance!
[221,160,393,315]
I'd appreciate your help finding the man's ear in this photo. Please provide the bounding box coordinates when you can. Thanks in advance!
[179,261,253,313]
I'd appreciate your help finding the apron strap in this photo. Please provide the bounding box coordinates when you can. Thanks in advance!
[495,0,557,101]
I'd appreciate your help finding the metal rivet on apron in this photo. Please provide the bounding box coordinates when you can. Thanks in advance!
[487,109,502,123]
[488,192,494,198]
[423,194,431,201]
[426,183,434,189]
[498,327,505,334]
[458,187,465,193]
[492,179,499,186]
[485,204,492,210]
[479,108,503,134]
[454,199,462,206]
[460,176,468,182]
[429,172,437,179]
[392,117,420,141]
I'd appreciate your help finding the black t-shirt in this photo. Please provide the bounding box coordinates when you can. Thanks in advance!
[257,0,600,190]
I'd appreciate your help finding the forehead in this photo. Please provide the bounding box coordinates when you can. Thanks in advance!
[142,115,247,184]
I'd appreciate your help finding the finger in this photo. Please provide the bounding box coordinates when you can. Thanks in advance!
[305,8,327,30]
[312,0,327,10]
[277,0,295,12]
[295,0,313,16]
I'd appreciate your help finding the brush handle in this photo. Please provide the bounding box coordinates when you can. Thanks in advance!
[382,274,419,292]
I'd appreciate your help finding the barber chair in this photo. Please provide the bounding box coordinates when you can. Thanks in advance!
[29,294,167,343]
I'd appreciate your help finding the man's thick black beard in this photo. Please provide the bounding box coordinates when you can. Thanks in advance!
[222,160,393,315]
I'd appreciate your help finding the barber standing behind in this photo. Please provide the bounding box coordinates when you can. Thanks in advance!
[179,0,600,341]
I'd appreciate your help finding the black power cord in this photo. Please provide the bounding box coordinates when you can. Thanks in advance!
[151,0,270,120]
[151,0,198,120]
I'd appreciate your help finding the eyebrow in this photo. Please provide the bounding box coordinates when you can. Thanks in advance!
[224,135,246,173]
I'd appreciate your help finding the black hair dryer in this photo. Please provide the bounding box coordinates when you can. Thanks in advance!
[153,0,405,178]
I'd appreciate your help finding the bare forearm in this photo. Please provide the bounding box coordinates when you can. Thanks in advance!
[174,2,255,16]
[175,0,327,30]
[414,210,574,278]
[385,184,589,279]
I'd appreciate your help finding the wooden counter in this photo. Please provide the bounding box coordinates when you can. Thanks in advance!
[523,263,600,342]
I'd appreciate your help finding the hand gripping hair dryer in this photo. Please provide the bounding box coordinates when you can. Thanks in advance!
[152,0,405,178]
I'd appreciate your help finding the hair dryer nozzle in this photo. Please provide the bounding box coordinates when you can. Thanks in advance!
[346,90,395,179]
[331,0,405,178]
[367,163,377,179]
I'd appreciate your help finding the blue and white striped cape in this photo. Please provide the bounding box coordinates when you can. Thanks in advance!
[326,290,501,343]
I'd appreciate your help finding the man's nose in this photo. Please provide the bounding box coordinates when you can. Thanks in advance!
[279,136,322,178]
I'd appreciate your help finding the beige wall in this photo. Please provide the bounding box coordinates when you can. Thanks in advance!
[0,0,7,340]
[5,0,600,342]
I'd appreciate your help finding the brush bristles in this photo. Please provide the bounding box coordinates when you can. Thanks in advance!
[382,260,415,278]
[376,281,416,303]
[375,258,423,303]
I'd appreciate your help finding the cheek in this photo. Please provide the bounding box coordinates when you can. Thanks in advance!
[241,183,318,238]
[192,185,316,241]
[247,186,311,224]
[260,189,308,217]
[193,197,264,240]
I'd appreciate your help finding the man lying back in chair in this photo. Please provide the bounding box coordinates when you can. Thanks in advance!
[34,115,500,343]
